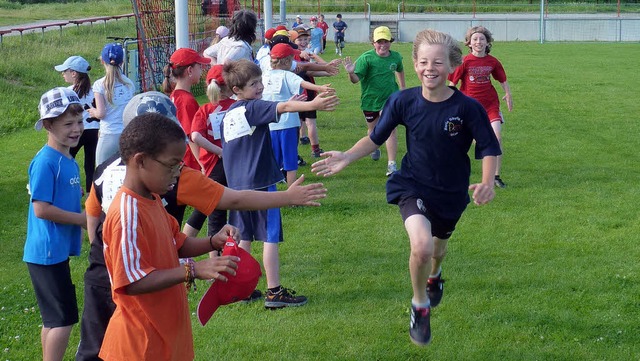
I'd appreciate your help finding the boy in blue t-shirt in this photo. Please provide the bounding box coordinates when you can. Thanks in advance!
[221,59,339,308]
[332,13,348,56]
[25,87,87,360]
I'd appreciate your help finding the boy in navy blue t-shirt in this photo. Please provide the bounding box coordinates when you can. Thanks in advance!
[312,29,501,346]
[221,59,339,308]
[25,87,87,360]
[332,14,348,56]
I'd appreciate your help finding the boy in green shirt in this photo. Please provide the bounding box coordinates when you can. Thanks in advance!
[344,26,405,176]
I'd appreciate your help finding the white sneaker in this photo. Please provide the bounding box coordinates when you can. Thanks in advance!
[386,162,397,177]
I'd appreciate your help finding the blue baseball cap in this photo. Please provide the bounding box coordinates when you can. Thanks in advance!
[54,56,91,73]
[101,43,124,66]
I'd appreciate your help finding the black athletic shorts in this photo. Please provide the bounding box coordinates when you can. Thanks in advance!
[27,259,78,328]
[398,195,460,240]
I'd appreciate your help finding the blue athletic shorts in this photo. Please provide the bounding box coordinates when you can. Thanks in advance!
[229,184,283,243]
[270,128,299,172]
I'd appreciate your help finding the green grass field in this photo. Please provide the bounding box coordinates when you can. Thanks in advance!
[0,11,639,361]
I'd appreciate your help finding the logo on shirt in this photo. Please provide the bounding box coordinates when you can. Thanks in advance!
[69,176,81,186]
[389,63,398,72]
[444,116,463,137]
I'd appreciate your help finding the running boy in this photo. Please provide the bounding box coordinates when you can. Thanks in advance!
[343,26,405,177]
[221,59,339,308]
[25,87,87,361]
[99,113,241,360]
[332,14,347,56]
[312,29,501,346]
[449,26,513,188]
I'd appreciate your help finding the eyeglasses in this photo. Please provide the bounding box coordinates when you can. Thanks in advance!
[151,157,184,174]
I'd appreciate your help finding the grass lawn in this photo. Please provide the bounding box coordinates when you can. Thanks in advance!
[0,18,639,360]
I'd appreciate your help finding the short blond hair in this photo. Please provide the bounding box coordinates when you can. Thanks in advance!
[464,26,494,53]
[412,29,462,69]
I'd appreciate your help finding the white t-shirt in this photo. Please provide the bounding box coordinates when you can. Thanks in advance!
[92,76,134,134]
[262,69,303,130]
[203,37,253,64]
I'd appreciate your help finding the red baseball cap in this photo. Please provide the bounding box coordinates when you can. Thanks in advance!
[197,239,262,325]
[170,48,211,68]
[264,28,276,40]
[206,65,225,85]
[270,43,295,59]
[275,25,287,31]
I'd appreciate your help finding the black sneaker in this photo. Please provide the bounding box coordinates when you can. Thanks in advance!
[264,287,307,309]
[427,273,445,308]
[300,136,310,145]
[409,305,431,346]
[494,175,506,188]
[240,289,263,303]
[311,148,324,158]
[297,155,307,166]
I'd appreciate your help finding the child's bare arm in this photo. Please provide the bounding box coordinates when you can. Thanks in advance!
[124,255,239,295]
[191,131,223,157]
[500,81,513,111]
[468,156,497,206]
[312,136,379,177]
[301,80,334,94]
[343,56,360,84]
[32,201,86,229]
[396,70,406,90]
[217,174,327,209]
[87,214,100,244]
[277,91,339,113]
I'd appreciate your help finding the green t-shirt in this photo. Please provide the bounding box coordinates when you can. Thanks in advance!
[354,49,404,111]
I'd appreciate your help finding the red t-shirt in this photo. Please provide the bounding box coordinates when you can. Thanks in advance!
[190,98,236,176]
[448,53,507,118]
[171,89,201,170]
[317,21,329,39]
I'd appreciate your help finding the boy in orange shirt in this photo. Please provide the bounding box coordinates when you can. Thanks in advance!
[99,113,240,361]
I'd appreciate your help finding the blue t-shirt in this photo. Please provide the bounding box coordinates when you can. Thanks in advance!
[221,99,284,190]
[370,87,502,218]
[310,27,324,52]
[24,145,83,265]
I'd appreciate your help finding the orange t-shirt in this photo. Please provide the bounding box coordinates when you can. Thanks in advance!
[100,186,193,361]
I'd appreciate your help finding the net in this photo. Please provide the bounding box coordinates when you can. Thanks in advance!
[130,0,241,93]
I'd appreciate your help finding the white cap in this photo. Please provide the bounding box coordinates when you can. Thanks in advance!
[54,56,91,73]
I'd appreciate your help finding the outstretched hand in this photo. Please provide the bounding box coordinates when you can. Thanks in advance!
[312,91,340,111]
[311,151,349,177]
[286,174,327,206]
[343,56,355,74]
[468,182,495,205]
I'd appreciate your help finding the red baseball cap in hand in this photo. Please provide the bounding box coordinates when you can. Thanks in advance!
[197,238,262,325]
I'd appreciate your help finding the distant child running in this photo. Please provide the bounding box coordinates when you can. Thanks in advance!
[263,43,334,185]
[88,43,134,165]
[55,56,98,192]
[332,14,347,56]
[99,113,241,361]
[312,29,501,346]
[317,14,329,52]
[25,87,87,361]
[163,47,212,171]
[344,26,405,177]
[449,26,513,188]
[221,59,339,307]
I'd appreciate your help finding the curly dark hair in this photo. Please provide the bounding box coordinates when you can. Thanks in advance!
[119,113,186,162]
[228,9,257,44]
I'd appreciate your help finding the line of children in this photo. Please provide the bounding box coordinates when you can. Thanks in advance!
[312,28,501,346]
[54,56,99,193]
[448,26,513,188]
[25,87,87,361]
[221,59,339,308]
[87,43,135,165]
[344,26,405,176]
[76,91,328,360]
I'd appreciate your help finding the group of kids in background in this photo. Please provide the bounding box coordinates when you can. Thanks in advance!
[23,7,513,358]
